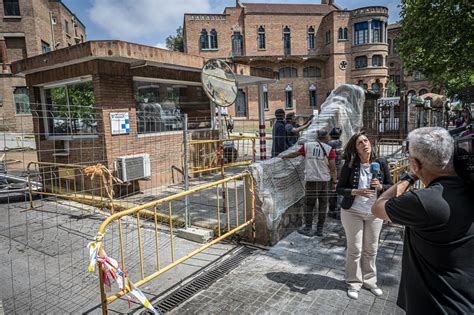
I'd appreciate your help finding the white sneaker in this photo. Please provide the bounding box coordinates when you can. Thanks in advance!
[368,287,383,296]
[347,289,359,300]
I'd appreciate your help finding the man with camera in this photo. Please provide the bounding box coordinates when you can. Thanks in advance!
[372,127,474,314]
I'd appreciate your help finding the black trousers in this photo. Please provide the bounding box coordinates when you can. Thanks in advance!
[305,181,329,229]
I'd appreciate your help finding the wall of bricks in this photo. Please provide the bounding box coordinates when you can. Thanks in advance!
[1,0,86,133]
[24,58,218,193]
[184,3,390,120]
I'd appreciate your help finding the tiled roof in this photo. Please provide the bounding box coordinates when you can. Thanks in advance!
[242,3,337,15]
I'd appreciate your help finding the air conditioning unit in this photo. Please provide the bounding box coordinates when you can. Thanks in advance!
[115,154,151,182]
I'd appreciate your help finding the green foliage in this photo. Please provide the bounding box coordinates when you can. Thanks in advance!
[387,80,398,97]
[398,0,474,96]
[165,26,184,52]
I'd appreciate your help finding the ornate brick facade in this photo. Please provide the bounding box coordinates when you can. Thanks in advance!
[184,1,389,120]
[0,0,86,132]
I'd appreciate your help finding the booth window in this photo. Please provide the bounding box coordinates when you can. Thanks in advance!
[14,87,30,114]
[134,80,211,134]
[43,81,97,137]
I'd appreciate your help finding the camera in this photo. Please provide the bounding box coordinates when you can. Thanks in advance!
[450,125,473,185]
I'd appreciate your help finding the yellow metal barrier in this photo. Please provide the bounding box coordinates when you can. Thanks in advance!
[27,161,113,209]
[389,157,410,183]
[93,172,255,314]
[184,136,256,175]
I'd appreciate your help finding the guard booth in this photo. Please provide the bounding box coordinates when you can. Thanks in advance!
[11,41,273,195]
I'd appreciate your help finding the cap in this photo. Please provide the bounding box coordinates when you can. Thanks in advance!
[317,130,328,138]
[329,127,342,137]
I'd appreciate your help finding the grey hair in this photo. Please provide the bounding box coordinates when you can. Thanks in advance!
[407,127,454,171]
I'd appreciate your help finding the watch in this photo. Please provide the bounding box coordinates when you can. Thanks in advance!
[400,172,416,185]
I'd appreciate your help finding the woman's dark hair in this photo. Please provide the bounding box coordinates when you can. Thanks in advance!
[343,133,376,168]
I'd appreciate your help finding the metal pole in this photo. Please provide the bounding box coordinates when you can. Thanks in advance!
[257,84,267,160]
[183,114,190,228]
[217,106,227,213]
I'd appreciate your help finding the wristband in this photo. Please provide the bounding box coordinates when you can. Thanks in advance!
[400,172,416,185]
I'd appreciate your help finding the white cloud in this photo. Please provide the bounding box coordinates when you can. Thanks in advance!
[89,0,212,44]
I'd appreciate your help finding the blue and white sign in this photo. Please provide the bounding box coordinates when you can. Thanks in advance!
[110,112,130,135]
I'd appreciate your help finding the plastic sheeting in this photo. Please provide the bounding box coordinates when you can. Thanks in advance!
[250,84,365,230]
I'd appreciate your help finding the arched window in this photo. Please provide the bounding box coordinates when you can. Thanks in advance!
[309,84,317,108]
[283,26,291,55]
[232,31,243,56]
[303,66,321,77]
[307,26,315,49]
[343,27,348,40]
[419,89,428,96]
[372,82,380,93]
[338,27,343,40]
[209,29,218,49]
[200,29,209,50]
[355,56,367,68]
[258,26,266,49]
[285,84,293,109]
[279,67,298,78]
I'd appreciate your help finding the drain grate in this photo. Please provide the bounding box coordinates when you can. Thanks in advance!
[149,246,256,314]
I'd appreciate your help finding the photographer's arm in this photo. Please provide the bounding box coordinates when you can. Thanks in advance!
[371,180,412,221]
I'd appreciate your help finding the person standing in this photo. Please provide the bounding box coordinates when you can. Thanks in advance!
[285,112,312,148]
[328,127,344,219]
[280,130,337,236]
[336,133,393,300]
[272,109,286,157]
[372,127,474,314]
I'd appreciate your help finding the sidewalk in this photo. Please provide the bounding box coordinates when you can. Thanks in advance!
[172,219,405,314]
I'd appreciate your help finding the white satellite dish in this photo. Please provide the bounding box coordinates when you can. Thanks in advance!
[201,59,238,107]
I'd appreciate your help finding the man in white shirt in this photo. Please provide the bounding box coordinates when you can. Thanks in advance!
[280,130,337,236]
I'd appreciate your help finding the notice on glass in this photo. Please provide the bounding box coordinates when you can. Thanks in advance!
[110,112,130,135]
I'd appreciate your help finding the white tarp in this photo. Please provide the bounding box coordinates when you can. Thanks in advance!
[250,84,365,230]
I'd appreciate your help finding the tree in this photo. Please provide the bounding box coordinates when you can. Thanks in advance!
[398,0,474,96]
[387,80,398,97]
[165,26,184,52]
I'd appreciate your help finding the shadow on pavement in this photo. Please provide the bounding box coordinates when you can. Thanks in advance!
[265,271,345,294]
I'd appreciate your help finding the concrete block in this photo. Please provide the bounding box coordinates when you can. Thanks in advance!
[176,226,214,243]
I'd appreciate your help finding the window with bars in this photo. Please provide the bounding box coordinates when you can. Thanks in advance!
[279,67,298,78]
[3,0,20,16]
[200,29,209,50]
[355,56,367,69]
[263,90,269,111]
[209,29,218,49]
[354,22,368,45]
[258,26,266,49]
[303,66,321,77]
[307,26,315,49]
[325,31,331,45]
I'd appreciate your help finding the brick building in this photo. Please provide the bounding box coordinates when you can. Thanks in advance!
[0,0,86,133]
[387,23,434,98]
[184,0,390,120]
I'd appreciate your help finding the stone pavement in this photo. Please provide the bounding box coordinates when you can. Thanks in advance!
[172,219,405,314]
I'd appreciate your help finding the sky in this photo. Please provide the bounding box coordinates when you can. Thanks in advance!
[62,0,402,49]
